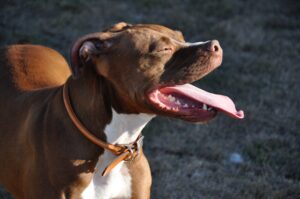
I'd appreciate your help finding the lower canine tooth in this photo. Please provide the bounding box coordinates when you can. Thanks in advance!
[203,104,207,110]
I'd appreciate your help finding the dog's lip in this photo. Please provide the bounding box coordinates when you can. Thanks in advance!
[146,83,244,120]
[145,85,217,122]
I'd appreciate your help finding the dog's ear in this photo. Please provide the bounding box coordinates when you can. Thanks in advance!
[70,33,112,78]
[108,22,132,32]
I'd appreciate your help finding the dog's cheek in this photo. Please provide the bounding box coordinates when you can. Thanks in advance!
[94,58,110,78]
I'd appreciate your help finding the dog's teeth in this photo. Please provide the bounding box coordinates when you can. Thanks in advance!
[167,95,175,102]
[208,107,213,111]
[172,107,178,111]
[203,104,207,110]
[175,100,181,105]
[183,104,188,108]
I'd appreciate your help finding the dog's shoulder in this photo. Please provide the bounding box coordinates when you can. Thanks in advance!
[1,44,71,91]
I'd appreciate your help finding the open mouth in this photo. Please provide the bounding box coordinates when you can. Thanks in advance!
[148,84,244,122]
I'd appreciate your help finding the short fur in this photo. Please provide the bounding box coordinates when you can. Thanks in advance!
[0,22,222,199]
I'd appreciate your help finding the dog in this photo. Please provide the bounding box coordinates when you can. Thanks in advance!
[0,22,244,199]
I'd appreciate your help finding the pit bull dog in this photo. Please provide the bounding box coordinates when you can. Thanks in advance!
[0,22,244,199]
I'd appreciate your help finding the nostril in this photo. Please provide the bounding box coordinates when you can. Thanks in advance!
[206,40,220,52]
[213,44,219,52]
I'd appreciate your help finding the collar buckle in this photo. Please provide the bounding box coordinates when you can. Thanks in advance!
[121,135,144,162]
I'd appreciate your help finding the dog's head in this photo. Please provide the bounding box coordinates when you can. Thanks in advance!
[70,22,244,122]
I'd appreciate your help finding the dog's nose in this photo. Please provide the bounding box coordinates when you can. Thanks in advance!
[206,40,221,52]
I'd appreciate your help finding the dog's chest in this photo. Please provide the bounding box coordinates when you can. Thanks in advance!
[82,152,131,199]
[81,110,153,199]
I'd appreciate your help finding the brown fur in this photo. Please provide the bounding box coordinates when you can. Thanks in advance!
[5,45,70,91]
[0,22,222,199]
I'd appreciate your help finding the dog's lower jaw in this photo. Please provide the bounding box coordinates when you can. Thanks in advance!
[82,109,154,199]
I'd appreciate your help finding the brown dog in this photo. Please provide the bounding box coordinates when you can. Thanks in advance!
[0,22,243,199]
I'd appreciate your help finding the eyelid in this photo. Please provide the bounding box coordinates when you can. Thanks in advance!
[156,47,174,53]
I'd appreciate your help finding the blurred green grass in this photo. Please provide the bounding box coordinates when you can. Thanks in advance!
[1,0,300,198]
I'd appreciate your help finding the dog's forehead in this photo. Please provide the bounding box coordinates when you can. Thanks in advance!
[131,24,185,41]
[106,23,185,42]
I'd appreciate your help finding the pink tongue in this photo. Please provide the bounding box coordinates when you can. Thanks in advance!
[160,84,244,119]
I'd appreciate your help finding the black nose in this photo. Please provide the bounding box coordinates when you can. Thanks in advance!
[206,40,221,52]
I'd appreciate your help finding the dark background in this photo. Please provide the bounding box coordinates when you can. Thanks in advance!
[1,0,300,198]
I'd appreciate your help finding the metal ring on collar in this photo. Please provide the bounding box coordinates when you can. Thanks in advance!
[124,145,136,161]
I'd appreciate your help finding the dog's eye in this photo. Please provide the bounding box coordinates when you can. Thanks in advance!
[148,42,173,54]
[156,47,173,53]
[158,47,173,52]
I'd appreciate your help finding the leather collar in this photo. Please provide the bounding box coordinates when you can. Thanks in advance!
[63,80,143,176]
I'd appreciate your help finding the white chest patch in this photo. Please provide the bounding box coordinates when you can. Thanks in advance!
[82,110,154,199]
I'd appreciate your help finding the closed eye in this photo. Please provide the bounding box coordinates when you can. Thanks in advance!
[156,47,173,53]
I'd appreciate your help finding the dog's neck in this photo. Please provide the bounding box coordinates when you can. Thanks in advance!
[67,69,154,142]
[105,109,153,144]
[68,70,110,138]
